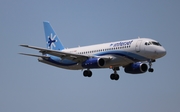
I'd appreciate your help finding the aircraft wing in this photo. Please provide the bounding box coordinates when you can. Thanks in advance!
[20,44,112,62]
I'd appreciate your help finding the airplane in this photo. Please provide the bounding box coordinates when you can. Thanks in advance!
[20,21,166,81]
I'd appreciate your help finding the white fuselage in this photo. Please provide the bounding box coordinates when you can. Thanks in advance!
[38,38,166,70]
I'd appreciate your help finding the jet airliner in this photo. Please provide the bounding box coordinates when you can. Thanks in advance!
[20,21,166,80]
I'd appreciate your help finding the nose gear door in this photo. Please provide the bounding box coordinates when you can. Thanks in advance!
[135,40,142,52]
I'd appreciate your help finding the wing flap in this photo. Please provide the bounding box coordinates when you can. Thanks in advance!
[19,53,49,58]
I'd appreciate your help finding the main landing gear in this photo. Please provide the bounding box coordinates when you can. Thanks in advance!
[110,67,120,81]
[148,59,155,72]
[83,69,92,77]
[83,67,120,81]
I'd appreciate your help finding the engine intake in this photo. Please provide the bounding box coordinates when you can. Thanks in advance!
[82,58,105,68]
[124,62,148,74]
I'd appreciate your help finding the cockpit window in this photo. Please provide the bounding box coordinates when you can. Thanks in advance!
[145,41,161,46]
[151,41,162,46]
[145,42,152,45]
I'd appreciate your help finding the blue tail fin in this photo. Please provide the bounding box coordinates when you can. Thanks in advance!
[43,21,65,50]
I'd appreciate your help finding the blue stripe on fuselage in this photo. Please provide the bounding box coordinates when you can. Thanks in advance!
[95,50,148,61]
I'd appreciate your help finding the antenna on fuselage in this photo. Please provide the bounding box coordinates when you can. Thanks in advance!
[138,36,140,38]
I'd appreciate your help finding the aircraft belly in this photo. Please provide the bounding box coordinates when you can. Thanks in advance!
[38,55,134,70]
[106,55,133,67]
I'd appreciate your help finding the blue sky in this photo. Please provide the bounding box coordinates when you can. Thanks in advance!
[0,0,180,112]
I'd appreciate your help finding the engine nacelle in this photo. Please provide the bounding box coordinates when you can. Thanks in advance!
[82,58,105,68]
[124,62,148,74]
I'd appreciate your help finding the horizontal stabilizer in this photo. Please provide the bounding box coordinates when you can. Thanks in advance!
[20,44,29,47]
[19,53,49,58]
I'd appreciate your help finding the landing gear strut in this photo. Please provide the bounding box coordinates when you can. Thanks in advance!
[83,69,92,77]
[110,67,120,80]
[148,59,154,72]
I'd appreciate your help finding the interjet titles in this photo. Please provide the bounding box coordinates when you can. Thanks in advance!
[111,40,133,47]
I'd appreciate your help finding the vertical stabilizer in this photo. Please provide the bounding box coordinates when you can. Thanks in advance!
[43,21,64,50]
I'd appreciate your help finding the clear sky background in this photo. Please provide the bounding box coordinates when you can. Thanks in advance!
[0,0,180,112]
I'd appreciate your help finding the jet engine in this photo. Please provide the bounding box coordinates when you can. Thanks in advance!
[124,62,148,74]
[82,58,105,68]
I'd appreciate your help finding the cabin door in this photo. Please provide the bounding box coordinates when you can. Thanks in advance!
[135,40,142,52]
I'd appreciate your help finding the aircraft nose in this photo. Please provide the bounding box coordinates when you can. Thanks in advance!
[158,47,166,57]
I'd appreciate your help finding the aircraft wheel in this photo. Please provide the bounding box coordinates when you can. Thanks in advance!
[83,70,92,77]
[88,71,92,77]
[110,74,119,80]
[110,73,115,80]
[148,68,154,72]
[115,74,119,80]
[83,70,88,77]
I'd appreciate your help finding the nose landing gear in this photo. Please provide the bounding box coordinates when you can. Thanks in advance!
[148,59,154,72]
